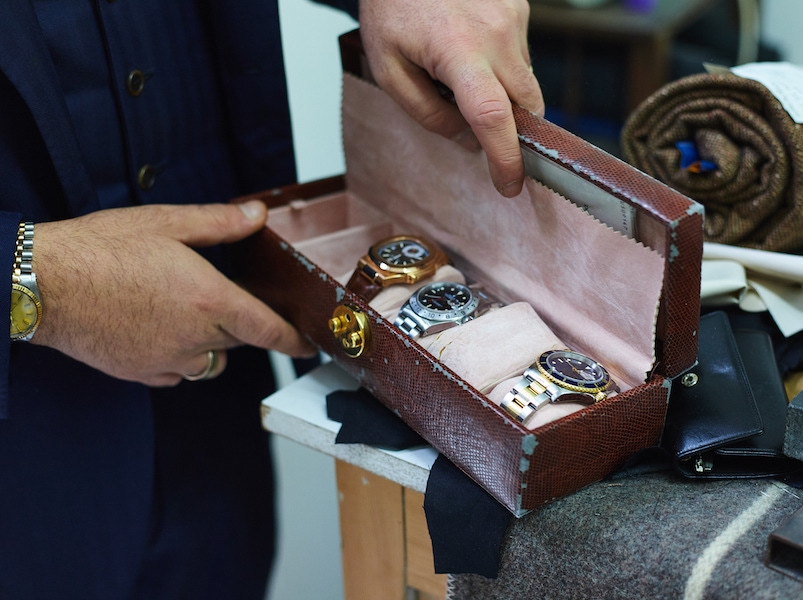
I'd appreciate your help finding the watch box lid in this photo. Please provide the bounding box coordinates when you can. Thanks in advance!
[337,30,703,380]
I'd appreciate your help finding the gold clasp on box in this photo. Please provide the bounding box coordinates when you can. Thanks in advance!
[329,304,372,358]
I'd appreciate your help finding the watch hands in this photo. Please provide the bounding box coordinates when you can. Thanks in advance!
[560,357,600,385]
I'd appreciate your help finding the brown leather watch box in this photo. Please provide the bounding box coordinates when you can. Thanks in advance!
[236,32,703,516]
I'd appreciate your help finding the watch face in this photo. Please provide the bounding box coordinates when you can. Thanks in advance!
[10,284,42,338]
[373,237,430,268]
[408,281,479,322]
[537,350,610,393]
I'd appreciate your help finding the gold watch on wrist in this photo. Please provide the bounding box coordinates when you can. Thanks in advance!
[10,222,42,341]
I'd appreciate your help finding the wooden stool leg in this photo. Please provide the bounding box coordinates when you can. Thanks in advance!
[336,460,406,600]
[404,489,447,599]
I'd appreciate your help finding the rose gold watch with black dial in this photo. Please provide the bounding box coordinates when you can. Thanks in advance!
[345,234,449,301]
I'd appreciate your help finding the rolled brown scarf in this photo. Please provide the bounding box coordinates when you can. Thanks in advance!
[621,71,803,253]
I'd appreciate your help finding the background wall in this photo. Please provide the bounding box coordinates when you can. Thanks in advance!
[761,0,803,64]
[269,1,803,599]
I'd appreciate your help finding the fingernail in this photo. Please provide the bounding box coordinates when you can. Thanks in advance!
[497,180,522,198]
[239,200,265,222]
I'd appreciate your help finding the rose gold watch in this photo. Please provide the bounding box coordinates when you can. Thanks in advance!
[345,234,449,301]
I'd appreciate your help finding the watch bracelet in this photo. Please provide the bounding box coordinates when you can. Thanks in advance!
[10,221,42,342]
[394,309,426,338]
[12,222,34,284]
[501,361,611,424]
[501,370,553,424]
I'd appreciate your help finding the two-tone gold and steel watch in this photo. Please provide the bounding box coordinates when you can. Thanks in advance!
[10,222,42,341]
[501,349,615,425]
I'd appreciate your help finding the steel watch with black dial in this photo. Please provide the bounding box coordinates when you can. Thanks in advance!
[393,280,494,339]
[501,349,615,424]
[346,234,449,301]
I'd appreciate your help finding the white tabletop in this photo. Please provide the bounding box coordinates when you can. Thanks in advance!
[261,361,438,493]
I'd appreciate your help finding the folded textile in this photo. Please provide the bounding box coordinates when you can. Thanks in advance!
[621,70,803,253]
[326,387,509,577]
[424,455,511,578]
[326,388,426,449]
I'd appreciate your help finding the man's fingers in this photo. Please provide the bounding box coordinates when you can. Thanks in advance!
[502,61,546,118]
[447,68,524,197]
[369,43,542,197]
[221,286,317,358]
[371,57,470,141]
[181,349,228,382]
[484,60,544,195]
[358,0,544,197]
[374,56,537,194]
[175,200,269,247]
[168,205,317,358]
[119,200,270,248]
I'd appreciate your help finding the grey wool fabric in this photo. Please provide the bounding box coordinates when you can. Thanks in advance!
[447,471,803,599]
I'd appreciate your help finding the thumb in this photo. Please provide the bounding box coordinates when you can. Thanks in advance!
[221,284,318,358]
[151,200,269,248]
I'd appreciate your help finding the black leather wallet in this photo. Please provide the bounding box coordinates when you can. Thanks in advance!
[661,310,802,478]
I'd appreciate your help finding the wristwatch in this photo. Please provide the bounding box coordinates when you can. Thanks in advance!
[394,280,495,339]
[346,234,449,301]
[10,222,43,341]
[500,349,614,424]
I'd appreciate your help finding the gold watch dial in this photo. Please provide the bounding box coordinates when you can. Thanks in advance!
[10,283,42,338]
[367,234,448,277]
[374,237,430,267]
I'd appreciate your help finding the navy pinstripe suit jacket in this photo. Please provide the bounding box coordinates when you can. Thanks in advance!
[0,1,356,597]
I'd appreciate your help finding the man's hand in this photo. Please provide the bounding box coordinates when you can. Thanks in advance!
[359,0,544,198]
[32,201,316,386]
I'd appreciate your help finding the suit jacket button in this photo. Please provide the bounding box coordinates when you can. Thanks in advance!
[137,164,156,190]
[127,69,145,96]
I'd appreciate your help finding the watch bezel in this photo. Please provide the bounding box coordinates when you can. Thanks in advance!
[536,349,611,394]
[366,234,448,281]
[10,282,43,340]
[407,281,480,323]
